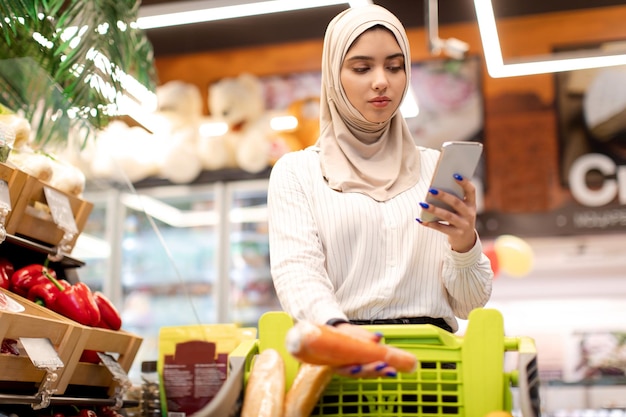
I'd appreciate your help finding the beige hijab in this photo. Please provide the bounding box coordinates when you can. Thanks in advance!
[317,4,420,202]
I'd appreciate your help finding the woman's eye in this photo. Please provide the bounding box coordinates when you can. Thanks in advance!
[387,65,403,72]
[353,66,370,73]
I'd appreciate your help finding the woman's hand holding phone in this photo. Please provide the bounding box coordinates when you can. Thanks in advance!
[418,174,478,253]
[417,141,482,253]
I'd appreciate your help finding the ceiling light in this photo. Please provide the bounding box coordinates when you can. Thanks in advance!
[474,0,626,77]
[137,0,363,30]
[425,0,469,60]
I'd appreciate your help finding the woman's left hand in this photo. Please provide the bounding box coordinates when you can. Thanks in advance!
[417,174,477,253]
[332,323,399,378]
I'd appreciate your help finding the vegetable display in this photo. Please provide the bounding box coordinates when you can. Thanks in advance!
[7,261,122,330]
[285,320,417,373]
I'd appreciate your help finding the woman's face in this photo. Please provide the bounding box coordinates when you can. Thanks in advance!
[340,27,406,124]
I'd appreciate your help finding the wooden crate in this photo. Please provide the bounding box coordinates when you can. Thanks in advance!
[0,162,28,225]
[65,326,143,395]
[0,288,83,395]
[0,288,143,396]
[5,174,93,252]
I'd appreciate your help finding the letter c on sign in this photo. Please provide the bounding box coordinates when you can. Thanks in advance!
[569,154,616,207]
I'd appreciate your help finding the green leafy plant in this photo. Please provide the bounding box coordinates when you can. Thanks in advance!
[0,0,157,150]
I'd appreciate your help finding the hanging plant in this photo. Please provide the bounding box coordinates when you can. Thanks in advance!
[0,0,158,150]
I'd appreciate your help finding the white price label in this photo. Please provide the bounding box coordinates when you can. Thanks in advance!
[20,337,64,370]
[98,352,129,381]
[43,186,78,234]
[0,180,11,211]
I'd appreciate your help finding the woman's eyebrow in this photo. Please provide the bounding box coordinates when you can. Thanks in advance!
[345,55,373,62]
[345,52,404,62]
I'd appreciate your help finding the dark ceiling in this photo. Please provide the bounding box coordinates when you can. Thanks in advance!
[139,0,626,57]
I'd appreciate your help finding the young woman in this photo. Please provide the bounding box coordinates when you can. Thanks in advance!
[267,4,493,377]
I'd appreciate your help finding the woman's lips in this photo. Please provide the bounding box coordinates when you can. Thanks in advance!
[369,97,391,108]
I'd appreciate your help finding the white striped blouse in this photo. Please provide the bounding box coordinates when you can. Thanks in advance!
[267,146,493,332]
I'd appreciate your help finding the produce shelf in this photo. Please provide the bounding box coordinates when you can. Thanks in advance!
[2,233,84,268]
[0,393,138,407]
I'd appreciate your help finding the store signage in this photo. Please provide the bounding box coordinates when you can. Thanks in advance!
[477,152,626,237]
[569,153,626,207]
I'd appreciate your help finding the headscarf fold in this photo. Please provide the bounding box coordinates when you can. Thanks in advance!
[317,4,420,202]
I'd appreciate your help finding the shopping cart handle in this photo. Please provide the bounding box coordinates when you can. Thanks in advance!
[364,323,462,348]
[514,336,541,417]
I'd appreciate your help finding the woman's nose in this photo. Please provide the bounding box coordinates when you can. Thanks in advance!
[372,67,388,90]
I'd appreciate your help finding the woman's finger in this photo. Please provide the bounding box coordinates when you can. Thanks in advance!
[334,361,398,378]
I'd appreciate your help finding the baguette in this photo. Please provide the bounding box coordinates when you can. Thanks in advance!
[241,348,285,417]
[285,320,417,373]
[284,364,334,417]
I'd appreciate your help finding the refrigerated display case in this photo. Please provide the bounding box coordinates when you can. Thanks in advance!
[74,173,280,381]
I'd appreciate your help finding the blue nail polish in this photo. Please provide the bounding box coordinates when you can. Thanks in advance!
[350,365,362,374]
[374,332,383,338]
[375,363,388,371]
[429,188,439,195]
[419,202,429,209]
[386,371,397,377]
[453,173,463,181]
[415,218,423,223]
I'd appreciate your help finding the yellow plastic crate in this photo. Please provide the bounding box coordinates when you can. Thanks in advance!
[193,308,540,417]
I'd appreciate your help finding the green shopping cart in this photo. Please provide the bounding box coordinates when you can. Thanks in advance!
[195,308,540,417]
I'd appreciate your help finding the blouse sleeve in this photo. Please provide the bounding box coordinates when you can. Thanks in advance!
[441,236,494,319]
[267,152,347,324]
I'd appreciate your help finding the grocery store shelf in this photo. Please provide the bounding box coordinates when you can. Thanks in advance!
[0,393,138,407]
[1,234,85,268]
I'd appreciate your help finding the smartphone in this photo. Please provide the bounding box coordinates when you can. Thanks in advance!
[420,141,483,223]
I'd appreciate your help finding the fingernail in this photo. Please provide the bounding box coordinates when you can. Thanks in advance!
[415,218,423,223]
[350,365,362,374]
[419,202,429,209]
[453,173,463,181]
[386,371,397,377]
[375,363,388,371]
[429,188,439,195]
[374,332,384,338]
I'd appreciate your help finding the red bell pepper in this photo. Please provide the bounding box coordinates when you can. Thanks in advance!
[27,279,70,307]
[78,408,98,417]
[0,258,14,290]
[79,349,102,364]
[93,291,123,330]
[32,265,101,327]
[50,281,101,327]
[10,264,56,297]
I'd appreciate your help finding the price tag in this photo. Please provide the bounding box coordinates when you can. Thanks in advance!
[98,352,129,382]
[0,180,11,211]
[20,337,64,370]
[43,186,78,234]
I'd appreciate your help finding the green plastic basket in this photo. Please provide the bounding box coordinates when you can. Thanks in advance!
[193,308,540,417]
